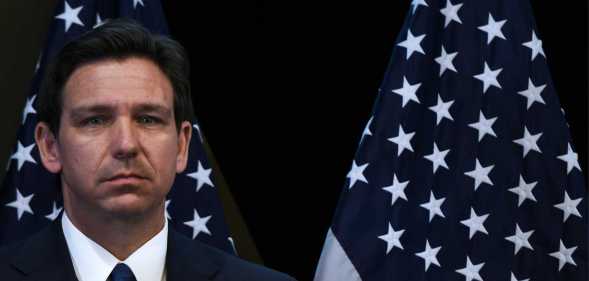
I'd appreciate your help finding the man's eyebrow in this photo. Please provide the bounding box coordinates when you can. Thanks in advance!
[69,105,114,119]
[134,104,172,116]
[68,103,172,119]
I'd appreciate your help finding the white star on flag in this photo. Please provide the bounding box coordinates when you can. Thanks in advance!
[548,240,577,271]
[415,240,441,271]
[361,116,373,142]
[511,272,530,281]
[561,107,570,127]
[522,31,545,60]
[378,223,405,254]
[440,0,463,28]
[513,126,542,157]
[133,0,145,9]
[505,224,534,254]
[165,200,171,220]
[477,13,507,44]
[517,78,546,109]
[434,46,458,76]
[381,174,409,206]
[5,188,34,221]
[35,54,42,73]
[45,202,63,221]
[464,158,494,190]
[420,191,446,222]
[183,209,212,239]
[455,256,485,281]
[391,76,421,108]
[187,161,214,192]
[388,125,415,156]
[557,143,581,174]
[460,208,489,239]
[228,237,237,253]
[508,175,538,207]
[21,95,36,124]
[397,30,426,59]
[554,191,583,222]
[347,160,369,189]
[411,0,429,14]
[468,111,497,141]
[10,141,37,171]
[429,94,454,125]
[55,1,84,32]
[192,123,204,142]
[473,62,502,93]
[424,142,450,173]
[93,13,107,29]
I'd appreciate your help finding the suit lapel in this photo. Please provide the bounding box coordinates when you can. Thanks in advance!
[165,227,223,281]
[10,219,78,281]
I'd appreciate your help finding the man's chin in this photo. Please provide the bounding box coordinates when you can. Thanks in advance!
[101,197,160,220]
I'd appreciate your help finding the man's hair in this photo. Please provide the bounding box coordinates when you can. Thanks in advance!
[38,18,194,134]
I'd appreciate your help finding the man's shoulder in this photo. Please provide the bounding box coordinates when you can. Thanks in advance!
[0,241,24,279]
[0,223,53,263]
[199,242,296,281]
[0,222,75,280]
[169,230,297,281]
[0,239,24,262]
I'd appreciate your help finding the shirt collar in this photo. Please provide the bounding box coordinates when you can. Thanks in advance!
[61,212,168,281]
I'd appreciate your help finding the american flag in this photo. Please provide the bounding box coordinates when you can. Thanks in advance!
[0,0,235,254]
[314,0,587,280]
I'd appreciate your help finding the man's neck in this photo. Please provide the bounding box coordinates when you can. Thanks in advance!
[63,207,165,260]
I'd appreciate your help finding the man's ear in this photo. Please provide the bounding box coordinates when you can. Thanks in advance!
[176,121,193,173]
[35,122,62,173]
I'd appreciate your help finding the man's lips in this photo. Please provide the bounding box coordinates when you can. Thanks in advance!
[104,174,147,184]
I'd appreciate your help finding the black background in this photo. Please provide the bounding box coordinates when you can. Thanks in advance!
[161,1,587,280]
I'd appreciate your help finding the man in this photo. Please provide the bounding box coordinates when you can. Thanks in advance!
[0,19,295,281]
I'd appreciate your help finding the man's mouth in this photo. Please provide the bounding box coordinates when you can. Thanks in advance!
[105,173,147,185]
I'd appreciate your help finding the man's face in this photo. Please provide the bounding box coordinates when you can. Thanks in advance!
[36,57,191,219]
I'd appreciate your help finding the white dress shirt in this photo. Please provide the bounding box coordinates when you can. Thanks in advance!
[61,212,168,281]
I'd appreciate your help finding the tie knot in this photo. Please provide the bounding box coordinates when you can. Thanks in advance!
[110,263,136,281]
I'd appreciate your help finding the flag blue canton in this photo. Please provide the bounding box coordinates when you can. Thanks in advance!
[315,0,587,280]
[0,0,235,254]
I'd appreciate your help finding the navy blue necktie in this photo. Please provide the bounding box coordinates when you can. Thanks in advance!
[109,263,137,281]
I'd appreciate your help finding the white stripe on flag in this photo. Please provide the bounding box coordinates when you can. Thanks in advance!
[314,228,362,281]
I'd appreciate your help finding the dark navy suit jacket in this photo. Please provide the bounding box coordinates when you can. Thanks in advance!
[0,220,296,281]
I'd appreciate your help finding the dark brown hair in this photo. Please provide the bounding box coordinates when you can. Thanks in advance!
[38,18,194,134]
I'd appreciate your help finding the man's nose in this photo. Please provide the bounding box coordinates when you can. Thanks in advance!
[112,119,139,160]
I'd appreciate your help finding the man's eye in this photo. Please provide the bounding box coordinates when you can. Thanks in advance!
[82,117,105,126]
[138,116,159,124]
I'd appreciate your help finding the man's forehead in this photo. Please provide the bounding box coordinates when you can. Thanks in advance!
[66,57,170,88]
[62,57,174,110]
